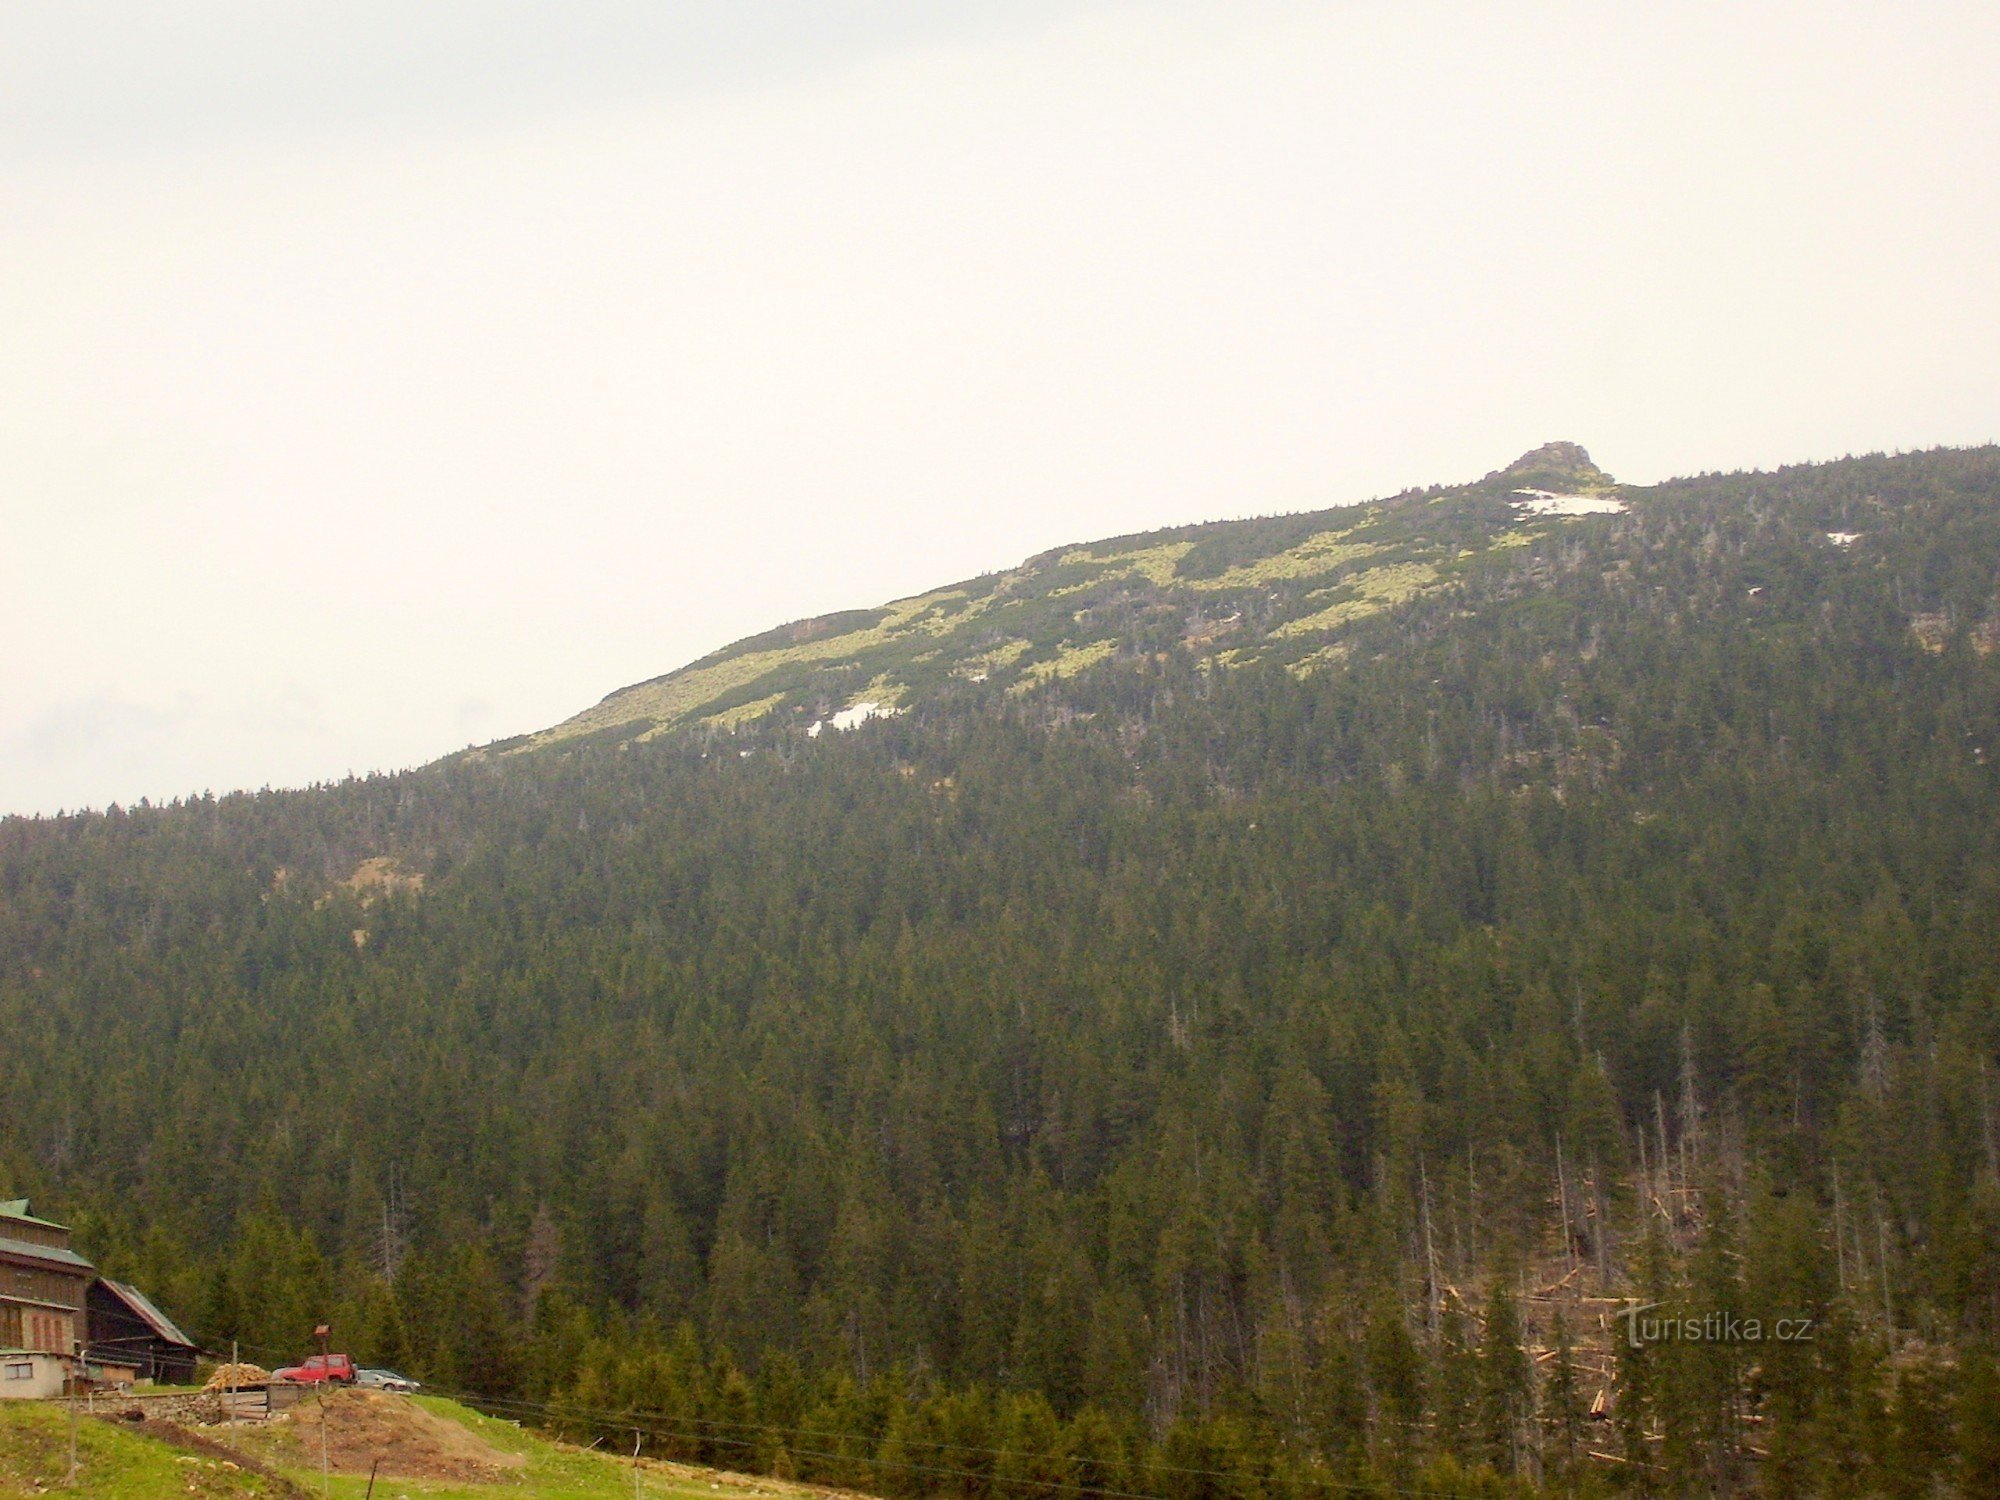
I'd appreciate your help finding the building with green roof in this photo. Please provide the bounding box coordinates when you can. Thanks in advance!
[0,1199,94,1374]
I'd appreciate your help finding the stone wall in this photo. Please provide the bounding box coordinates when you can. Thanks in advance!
[90,1387,224,1424]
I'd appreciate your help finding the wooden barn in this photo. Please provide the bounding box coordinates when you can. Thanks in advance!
[86,1279,201,1386]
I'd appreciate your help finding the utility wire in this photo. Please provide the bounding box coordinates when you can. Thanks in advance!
[211,1334,1521,1500]
[276,1370,1510,1500]
[449,1388,1506,1500]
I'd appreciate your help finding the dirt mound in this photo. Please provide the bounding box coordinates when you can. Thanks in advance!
[282,1390,525,1482]
[203,1363,271,1391]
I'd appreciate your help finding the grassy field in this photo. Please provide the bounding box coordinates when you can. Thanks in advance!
[0,1398,293,1497]
[0,1395,837,1500]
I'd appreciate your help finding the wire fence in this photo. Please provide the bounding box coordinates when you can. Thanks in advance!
[202,1333,1544,1500]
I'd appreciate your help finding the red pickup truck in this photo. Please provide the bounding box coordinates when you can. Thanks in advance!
[273,1353,357,1385]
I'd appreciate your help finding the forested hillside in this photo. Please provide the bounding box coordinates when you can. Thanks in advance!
[6,446,2000,1497]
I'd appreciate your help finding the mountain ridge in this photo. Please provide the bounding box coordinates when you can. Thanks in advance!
[507,440,1635,753]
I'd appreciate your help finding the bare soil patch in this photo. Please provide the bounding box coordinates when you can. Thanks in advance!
[263,1391,526,1483]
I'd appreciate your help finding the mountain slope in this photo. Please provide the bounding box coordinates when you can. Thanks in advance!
[517,442,1622,748]
[5,442,2000,1498]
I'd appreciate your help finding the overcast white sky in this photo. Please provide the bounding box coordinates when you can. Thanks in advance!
[5,1,1998,815]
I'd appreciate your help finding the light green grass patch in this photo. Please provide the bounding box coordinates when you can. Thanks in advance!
[1286,643,1352,677]
[1010,638,1118,693]
[1057,540,1195,587]
[1184,531,1379,592]
[1270,562,1441,639]
[694,694,788,732]
[955,639,1032,681]
[859,674,907,707]
[527,582,1023,747]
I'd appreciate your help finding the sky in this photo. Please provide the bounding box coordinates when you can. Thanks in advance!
[4,2,1998,815]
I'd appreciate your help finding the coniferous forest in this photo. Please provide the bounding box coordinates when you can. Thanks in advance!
[7,447,2000,1496]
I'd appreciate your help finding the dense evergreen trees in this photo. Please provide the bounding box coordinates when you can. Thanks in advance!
[4,447,2000,1494]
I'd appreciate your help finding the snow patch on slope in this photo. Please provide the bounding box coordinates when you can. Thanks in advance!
[806,701,900,738]
[1510,488,1627,518]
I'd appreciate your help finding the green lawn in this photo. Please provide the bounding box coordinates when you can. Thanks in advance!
[0,1399,289,1497]
[0,1396,818,1500]
[213,1395,807,1500]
